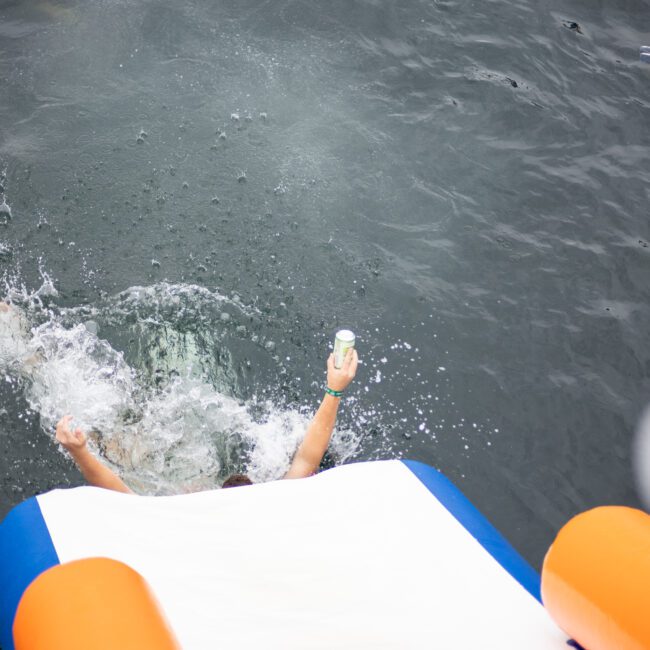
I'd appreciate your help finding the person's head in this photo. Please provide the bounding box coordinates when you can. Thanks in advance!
[222,473,253,489]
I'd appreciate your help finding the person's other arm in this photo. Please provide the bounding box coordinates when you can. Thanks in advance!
[55,415,133,494]
[284,348,358,479]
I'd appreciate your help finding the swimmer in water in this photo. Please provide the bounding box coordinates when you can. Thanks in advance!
[55,347,359,492]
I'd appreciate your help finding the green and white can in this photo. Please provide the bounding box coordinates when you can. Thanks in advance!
[333,330,355,369]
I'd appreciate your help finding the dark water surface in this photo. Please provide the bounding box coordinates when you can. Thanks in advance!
[1,0,649,569]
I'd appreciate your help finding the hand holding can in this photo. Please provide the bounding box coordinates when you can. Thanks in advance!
[327,346,358,394]
[333,330,355,369]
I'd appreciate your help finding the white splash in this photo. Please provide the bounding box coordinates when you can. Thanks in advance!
[24,321,137,435]
[0,281,361,495]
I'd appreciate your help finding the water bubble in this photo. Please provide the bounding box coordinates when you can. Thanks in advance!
[84,320,99,335]
[220,312,230,323]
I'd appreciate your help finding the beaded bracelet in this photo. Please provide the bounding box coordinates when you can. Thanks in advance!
[325,387,344,398]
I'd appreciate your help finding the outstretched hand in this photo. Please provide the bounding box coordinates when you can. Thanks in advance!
[327,348,359,392]
[54,415,132,494]
[55,415,87,453]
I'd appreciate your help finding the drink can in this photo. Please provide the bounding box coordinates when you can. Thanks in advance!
[333,330,355,369]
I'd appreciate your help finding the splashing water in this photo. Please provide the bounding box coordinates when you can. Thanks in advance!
[1,280,361,494]
[26,321,138,436]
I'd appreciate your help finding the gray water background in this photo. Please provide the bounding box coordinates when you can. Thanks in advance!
[1,0,649,569]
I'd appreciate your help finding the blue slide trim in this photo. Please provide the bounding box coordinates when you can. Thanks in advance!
[402,460,541,602]
[0,497,60,650]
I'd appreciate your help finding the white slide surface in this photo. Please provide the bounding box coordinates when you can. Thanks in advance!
[37,460,566,649]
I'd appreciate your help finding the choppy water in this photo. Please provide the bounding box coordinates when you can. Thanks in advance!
[1,0,649,568]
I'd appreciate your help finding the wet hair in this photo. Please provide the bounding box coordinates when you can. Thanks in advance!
[222,473,253,489]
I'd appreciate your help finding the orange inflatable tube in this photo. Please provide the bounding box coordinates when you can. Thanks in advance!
[13,557,180,650]
[541,506,650,650]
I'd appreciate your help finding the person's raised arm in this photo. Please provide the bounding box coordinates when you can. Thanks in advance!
[284,347,358,480]
[55,415,132,494]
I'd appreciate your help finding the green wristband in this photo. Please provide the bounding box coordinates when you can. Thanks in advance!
[325,387,344,398]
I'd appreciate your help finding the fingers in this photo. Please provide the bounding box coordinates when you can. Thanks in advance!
[342,348,358,375]
[55,415,74,443]
[55,416,87,451]
[342,347,354,370]
[348,349,358,376]
[333,349,358,372]
[56,415,70,435]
